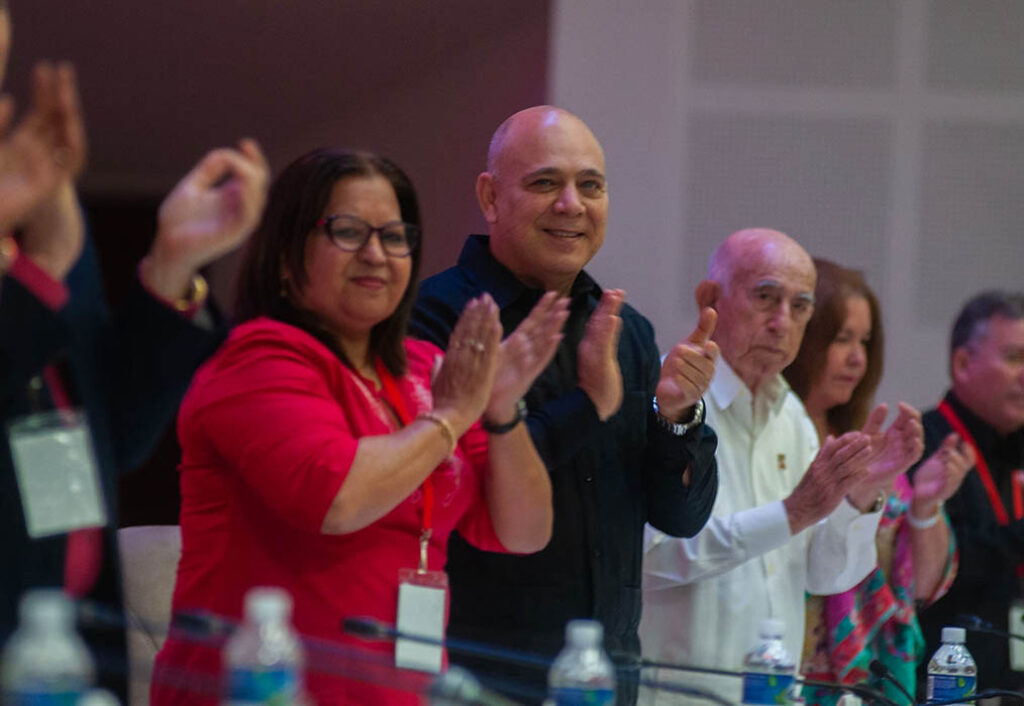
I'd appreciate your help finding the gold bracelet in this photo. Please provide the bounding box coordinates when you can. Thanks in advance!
[417,412,456,456]
[174,273,209,313]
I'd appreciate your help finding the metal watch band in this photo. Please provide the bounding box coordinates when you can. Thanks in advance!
[651,397,705,436]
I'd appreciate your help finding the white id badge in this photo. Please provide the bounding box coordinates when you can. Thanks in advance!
[395,568,448,673]
[1010,602,1024,671]
[7,410,107,538]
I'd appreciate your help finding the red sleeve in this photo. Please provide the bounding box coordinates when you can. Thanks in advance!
[9,252,69,310]
[183,325,358,533]
[452,422,508,553]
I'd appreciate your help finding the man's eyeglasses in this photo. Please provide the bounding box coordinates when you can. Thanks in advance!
[316,215,420,257]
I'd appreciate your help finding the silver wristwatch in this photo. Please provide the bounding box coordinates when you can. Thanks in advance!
[652,397,705,436]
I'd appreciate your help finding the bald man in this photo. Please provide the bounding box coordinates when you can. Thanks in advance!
[411,106,719,704]
[639,229,926,705]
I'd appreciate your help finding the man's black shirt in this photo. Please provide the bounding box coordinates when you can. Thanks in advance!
[913,391,1024,692]
[410,235,718,703]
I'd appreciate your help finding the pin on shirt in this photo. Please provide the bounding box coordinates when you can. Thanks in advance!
[777,454,786,471]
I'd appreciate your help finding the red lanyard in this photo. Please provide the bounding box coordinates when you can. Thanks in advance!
[938,400,1023,525]
[373,359,434,564]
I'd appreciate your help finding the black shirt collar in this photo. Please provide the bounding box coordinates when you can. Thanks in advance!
[457,234,602,309]
[944,390,1024,453]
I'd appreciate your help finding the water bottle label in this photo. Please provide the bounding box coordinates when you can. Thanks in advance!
[227,667,298,706]
[928,673,976,703]
[742,672,795,705]
[4,690,83,706]
[550,686,615,705]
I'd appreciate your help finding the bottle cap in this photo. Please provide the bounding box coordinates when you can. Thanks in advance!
[565,619,604,647]
[19,589,74,631]
[758,618,785,639]
[941,626,966,644]
[78,689,121,706]
[245,587,293,622]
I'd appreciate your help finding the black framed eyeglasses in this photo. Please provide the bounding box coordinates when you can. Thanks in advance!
[316,214,420,257]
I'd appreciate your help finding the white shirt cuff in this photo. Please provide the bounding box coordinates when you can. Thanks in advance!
[735,500,793,556]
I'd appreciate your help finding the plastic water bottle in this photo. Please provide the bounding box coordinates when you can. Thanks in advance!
[741,618,796,705]
[224,587,304,706]
[926,627,977,704]
[547,620,616,706]
[0,589,95,706]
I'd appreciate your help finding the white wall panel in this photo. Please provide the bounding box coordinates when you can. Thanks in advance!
[551,0,1024,410]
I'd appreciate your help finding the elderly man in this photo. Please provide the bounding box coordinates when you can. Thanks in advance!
[411,106,719,704]
[914,291,1024,692]
[640,229,922,705]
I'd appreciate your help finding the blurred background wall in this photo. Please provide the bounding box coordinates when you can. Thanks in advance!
[551,0,1024,411]
[9,0,1024,519]
[9,0,551,293]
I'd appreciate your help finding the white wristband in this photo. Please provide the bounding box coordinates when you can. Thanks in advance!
[907,505,943,530]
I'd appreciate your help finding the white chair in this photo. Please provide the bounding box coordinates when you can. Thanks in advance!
[117,525,181,706]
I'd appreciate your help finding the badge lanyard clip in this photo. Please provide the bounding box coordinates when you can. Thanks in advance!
[419,528,432,574]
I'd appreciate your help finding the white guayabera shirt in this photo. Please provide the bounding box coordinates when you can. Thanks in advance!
[637,359,883,706]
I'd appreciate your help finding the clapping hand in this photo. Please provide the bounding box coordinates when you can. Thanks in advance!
[484,291,569,425]
[577,288,624,421]
[141,138,269,302]
[655,307,719,422]
[911,433,975,517]
[1,62,87,279]
[846,403,925,510]
[783,431,874,534]
[431,295,503,437]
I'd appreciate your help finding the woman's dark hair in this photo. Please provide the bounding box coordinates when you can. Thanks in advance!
[784,258,884,433]
[235,147,422,377]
